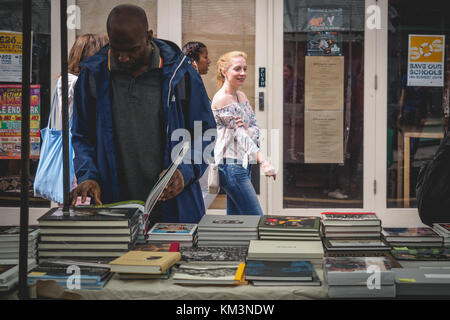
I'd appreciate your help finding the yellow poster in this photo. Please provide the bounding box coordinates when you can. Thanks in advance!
[408,34,445,87]
[0,31,23,82]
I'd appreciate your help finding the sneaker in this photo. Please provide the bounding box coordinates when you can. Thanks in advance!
[327,189,349,199]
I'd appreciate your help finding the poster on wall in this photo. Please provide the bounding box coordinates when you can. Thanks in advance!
[306,8,343,31]
[304,110,343,164]
[407,34,445,87]
[0,31,24,82]
[304,56,344,110]
[0,85,41,159]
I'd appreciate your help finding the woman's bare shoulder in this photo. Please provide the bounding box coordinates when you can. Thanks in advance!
[211,91,234,110]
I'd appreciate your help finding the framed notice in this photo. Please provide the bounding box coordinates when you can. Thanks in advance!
[0,85,41,159]
[305,56,344,110]
[0,31,23,82]
[304,110,343,164]
[407,34,445,87]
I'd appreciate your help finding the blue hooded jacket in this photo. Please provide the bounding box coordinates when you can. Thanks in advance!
[71,38,216,223]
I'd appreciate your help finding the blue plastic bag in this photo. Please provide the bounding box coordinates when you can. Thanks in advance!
[34,88,74,204]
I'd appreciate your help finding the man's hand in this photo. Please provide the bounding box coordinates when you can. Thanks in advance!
[70,180,102,206]
[158,169,184,202]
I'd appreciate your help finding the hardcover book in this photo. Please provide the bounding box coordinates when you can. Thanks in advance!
[109,251,181,274]
[147,223,198,241]
[323,238,391,251]
[433,223,450,235]
[321,212,381,226]
[132,242,179,252]
[198,215,260,232]
[245,260,313,281]
[251,268,322,286]
[324,256,395,285]
[172,262,245,285]
[38,207,140,228]
[394,267,450,296]
[180,246,248,263]
[382,227,443,242]
[390,247,450,261]
[258,216,320,233]
[0,226,39,241]
[247,240,324,260]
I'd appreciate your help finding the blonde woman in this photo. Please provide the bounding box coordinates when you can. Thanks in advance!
[212,51,276,215]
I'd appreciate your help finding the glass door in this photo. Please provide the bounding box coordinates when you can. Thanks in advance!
[269,0,372,215]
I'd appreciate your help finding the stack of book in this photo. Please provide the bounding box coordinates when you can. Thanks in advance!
[146,223,198,248]
[321,212,391,252]
[37,207,140,261]
[172,262,246,285]
[197,215,260,247]
[324,256,396,298]
[382,227,444,247]
[0,226,39,260]
[27,259,113,290]
[1,259,37,292]
[109,251,181,280]
[247,240,324,266]
[321,212,382,239]
[244,260,321,286]
[432,223,450,246]
[390,246,450,268]
[258,216,321,241]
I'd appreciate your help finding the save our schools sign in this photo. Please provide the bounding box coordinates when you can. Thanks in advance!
[407,34,445,87]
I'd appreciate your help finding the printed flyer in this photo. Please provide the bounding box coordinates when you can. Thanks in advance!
[0,84,41,159]
[0,31,23,82]
[407,34,445,87]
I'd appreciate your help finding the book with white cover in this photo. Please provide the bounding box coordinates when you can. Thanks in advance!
[198,215,260,232]
[147,223,198,241]
[247,240,324,260]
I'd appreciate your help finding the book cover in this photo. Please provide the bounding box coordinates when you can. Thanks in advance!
[324,251,402,268]
[323,238,391,251]
[324,256,393,273]
[248,240,324,259]
[0,226,39,241]
[390,247,450,261]
[147,223,198,241]
[28,262,111,283]
[321,212,379,221]
[394,268,450,296]
[109,251,181,274]
[251,268,321,286]
[198,215,260,232]
[133,242,179,252]
[180,246,248,263]
[433,223,450,235]
[38,207,139,227]
[382,227,442,241]
[172,262,242,285]
[258,216,320,232]
[245,260,313,281]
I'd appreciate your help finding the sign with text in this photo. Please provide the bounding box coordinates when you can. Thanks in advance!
[0,85,41,159]
[407,34,445,87]
[0,31,23,82]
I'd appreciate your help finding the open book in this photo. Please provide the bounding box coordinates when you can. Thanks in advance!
[84,141,190,227]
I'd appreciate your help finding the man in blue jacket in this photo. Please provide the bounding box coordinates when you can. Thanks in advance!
[70,4,216,225]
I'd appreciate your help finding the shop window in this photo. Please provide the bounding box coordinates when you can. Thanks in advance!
[0,0,51,207]
[387,0,449,208]
[283,0,365,208]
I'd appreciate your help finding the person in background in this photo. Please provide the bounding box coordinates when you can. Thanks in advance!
[43,34,108,199]
[70,4,215,226]
[212,51,276,216]
[182,41,217,209]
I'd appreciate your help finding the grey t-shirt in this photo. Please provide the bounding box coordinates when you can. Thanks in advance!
[108,43,165,216]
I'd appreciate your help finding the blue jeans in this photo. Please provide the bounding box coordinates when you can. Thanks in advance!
[218,162,263,216]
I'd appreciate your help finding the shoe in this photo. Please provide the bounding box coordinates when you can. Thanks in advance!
[327,189,349,199]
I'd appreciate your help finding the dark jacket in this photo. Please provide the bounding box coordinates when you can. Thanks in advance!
[71,38,216,223]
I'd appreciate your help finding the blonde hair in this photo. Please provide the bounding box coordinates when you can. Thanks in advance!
[216,51,247,89]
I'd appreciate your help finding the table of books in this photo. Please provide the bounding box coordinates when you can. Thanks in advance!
[70,268,329,300]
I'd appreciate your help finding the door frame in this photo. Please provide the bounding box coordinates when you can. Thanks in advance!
[265,0,379,217]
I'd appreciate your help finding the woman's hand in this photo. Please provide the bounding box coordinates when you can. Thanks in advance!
[234,116,247,130]
[260,159,276,181]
